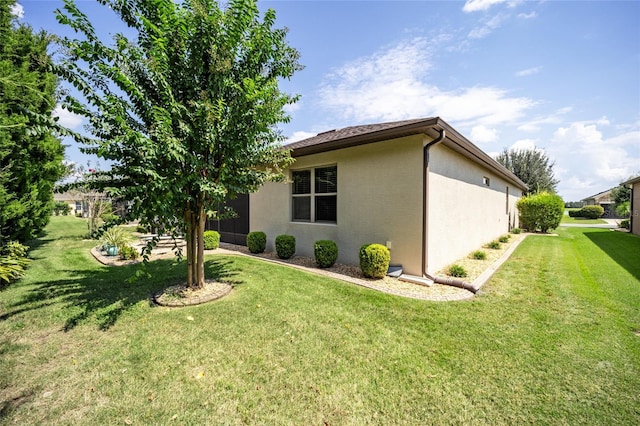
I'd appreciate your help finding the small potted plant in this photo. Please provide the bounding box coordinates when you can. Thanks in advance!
[100,227,131,256]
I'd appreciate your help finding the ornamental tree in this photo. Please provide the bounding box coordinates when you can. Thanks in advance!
[0,0,65,243]
[496,147,559,195]
[54,0,301,288]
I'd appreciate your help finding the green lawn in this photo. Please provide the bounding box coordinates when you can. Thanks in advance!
[561,210,607,224]
[1,216,639,424]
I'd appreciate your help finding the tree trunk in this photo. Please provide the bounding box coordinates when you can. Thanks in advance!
[196,206,206,288]
[185,209,194,287]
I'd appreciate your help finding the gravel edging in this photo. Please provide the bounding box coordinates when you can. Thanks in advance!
[152,280,233,307]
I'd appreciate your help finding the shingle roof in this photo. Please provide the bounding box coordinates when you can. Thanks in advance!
[283,117,528,191]
[284,118,437,153]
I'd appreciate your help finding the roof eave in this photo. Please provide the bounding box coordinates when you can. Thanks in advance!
[289,117,528,192]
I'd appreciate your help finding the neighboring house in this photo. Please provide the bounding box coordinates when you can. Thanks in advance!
[622,175,640,236]
[53,191,85,216]
[245,117,527,278]
[581,188,621,218]
[53,191,119,217]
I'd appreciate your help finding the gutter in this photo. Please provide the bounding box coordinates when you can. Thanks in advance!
[421,128,478,294]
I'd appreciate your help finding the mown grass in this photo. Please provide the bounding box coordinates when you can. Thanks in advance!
[1,216,639,424]
[561,209,607,224]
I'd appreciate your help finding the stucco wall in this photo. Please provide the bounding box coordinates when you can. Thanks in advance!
[426,143,522,273]
[250,135,425,274]
[632,182,640,236]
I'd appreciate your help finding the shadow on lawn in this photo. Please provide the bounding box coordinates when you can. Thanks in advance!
[1,258,241,331]
[583,230,640,281]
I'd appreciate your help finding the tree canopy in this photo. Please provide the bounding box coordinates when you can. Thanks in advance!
[0,0,65,243]
[54,0,302,288]
[496,147,559,195]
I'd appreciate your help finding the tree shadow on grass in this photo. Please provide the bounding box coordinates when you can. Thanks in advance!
[583,230,640,281]
[0,258,241,331]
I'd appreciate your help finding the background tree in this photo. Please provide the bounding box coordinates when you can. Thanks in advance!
[612,176,636,218]
[0,0,66,243]
[496,147,559,195]
[55,0,301,288]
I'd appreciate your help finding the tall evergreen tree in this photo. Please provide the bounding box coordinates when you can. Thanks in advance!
[0,1,66,243]
[55,0,301,288]
[496,147,559,195]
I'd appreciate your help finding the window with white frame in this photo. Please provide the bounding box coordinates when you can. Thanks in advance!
[292,165,337,223]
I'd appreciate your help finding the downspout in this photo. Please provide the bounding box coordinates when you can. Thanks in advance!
[421,128,477,294]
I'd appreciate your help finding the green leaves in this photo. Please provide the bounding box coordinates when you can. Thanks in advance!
[53,0,301,285]
[1,1,65,243]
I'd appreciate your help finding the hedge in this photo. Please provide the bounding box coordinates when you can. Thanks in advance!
[517,192,564,233]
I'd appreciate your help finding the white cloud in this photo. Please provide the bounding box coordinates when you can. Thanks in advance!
[550,122,640,200]
[518,11,538,19]
[468,13,508,39]
[463,0,509,13]
[515,66,541,77]
[509,139,539,151]
[286,131,316,144]
[10,2,24,18]
[318,39,535,129]
[517,107,572,132]
[470,125,498,143]
[52,105,84,129]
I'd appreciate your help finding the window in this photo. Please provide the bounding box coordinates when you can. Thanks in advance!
[483,176,490,186]
[292,165,337,223]
[75,201,82,212]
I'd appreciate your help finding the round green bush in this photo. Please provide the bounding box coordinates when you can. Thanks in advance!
[359,243,390,279]
[275,234,296,259]
[314,240,338,268]
[498,235,510,243]
[517,192,564,233]
[511,227,522,234]
[246,231,266,254]
[579,205,605,219]
[203,230,221,250]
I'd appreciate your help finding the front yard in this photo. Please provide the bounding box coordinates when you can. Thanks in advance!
[1,216,639,424]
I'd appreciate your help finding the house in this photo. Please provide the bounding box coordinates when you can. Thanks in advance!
[53,191,86,216]
[245,117,527,278]
[581,188,621,218]
[622,175,640,236]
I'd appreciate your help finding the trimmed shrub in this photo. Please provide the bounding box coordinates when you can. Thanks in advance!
[498,235,510,243]
[568,205,605,219]
[136,224,148,233]
[511,227,522,234]
[471,250,486,260]
[486,240,501,249]
[359,244,391,279]
[517,192,564,233]
[275,234,296,259]
[247,231,266,254]
[621,219,630,229]
[203,230,220,250]
[119,244,139,261]
[579,205,605,219]
[448,264,468,278]
[314,240,338,268]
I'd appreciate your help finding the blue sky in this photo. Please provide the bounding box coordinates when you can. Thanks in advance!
[12,0,640,201]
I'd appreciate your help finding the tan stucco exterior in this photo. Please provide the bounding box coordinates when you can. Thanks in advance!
[629,180,640,236]
[251,132,524,277]
[251,135,425,274]
[426,144,521,273]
